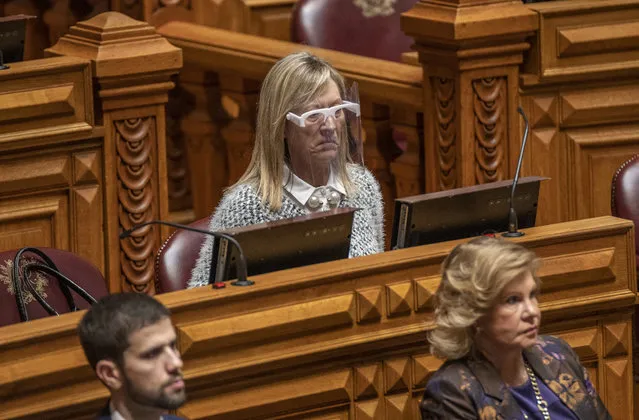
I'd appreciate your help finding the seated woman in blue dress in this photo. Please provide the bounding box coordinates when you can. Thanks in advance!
[420,236,611,420]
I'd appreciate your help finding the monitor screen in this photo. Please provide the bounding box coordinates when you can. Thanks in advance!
[211,207,356,283]
[391,176,547,249]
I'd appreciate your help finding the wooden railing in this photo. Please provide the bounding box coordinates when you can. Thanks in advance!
[0,12,181,294]
[0,216,635,419]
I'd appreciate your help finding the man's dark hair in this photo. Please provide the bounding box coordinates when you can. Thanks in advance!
[78,293,171,370]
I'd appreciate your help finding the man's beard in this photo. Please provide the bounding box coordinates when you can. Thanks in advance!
[125,375,186,410]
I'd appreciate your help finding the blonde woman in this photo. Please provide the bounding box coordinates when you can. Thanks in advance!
[188,52,384,288]
[421,237,610,420]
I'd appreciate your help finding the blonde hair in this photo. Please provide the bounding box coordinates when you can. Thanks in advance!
[429,236,540,360]
[234,51,354,210]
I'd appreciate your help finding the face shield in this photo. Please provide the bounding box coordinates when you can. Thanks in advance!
[284,81,363,210]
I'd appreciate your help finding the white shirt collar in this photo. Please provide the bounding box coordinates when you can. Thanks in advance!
[110,404,162,420]
[282,165,345,207]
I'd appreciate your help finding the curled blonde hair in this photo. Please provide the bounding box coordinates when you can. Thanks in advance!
[429,236,540,360]
[234,51,353,210]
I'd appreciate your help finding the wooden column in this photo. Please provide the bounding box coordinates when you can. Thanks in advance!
[47,12,182,294]
[402,0,537,191]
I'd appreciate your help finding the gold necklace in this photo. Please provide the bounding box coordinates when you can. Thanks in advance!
[524,361,551,420]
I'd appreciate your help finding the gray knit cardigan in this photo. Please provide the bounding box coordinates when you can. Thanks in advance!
[187,165,384,288]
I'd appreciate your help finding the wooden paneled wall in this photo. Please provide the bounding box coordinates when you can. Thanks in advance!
[0,216,635,419]
[0,57,104,271]
[0,12,182,294]
[519,0,639,226]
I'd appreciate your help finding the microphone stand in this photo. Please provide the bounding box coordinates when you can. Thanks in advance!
[503,106,530,238]
[119,220,254,287]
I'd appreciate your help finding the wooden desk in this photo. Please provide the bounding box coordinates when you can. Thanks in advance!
[0,216,635,419]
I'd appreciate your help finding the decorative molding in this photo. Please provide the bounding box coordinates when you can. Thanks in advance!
[432,78,456,190]
[561,84,639,128]
[557,21,639,59]
[603,322,629,358]
[0,155,70,195]
[414,276,439,312]
[0,85,75,124]
[530,95,558,129]
[178,294,356,356]
[472,77,506,184]
[73,151,101,184]
[538,248,616,292]
[354,363,382,400]
[115,117,156,293]
[384,358,410,394]
[385,281,412,317]
[357,287,383,323]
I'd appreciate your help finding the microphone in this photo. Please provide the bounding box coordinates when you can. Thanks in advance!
[502,106,530,238]
[119,220,254,287]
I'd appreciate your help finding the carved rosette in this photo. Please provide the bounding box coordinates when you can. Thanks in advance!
[472,77,506,184]
[432,78,456,190]
[116,118,156,293]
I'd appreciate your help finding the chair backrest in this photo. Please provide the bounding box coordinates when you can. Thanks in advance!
[611,154,639,268]
[155,216,212,293]
[0,247,108,327]
[291,0,417,62]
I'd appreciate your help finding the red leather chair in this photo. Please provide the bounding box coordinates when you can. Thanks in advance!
[611,154,639,270]
[155,216,212,293]
[291,0,417,62]
[0,247,108,327]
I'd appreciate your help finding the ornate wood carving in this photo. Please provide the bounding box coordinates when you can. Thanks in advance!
[47,12,182,293]
[432,77,456,190]
[472,77,506,184]
[115,117,157,293]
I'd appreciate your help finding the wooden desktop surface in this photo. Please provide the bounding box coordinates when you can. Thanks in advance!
[0,216,635,419]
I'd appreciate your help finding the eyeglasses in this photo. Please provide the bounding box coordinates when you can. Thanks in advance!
[286,101,360,128]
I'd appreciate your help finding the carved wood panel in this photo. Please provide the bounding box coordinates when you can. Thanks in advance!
[115,116,159,294]
[567,125,639,220]
[431,77,456,191]
[472,77,507,185]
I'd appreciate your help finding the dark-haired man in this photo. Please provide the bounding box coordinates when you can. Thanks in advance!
[78,293,186,420]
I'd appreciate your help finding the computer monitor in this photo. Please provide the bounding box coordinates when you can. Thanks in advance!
[0,15,35,65]
[211,207,356,284]
[391,176,547,249]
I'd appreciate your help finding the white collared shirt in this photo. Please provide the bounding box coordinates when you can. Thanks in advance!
[282,165,345,211]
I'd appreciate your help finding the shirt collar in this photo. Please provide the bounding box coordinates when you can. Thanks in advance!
[282,165,345,206]
[110,403,163,420]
